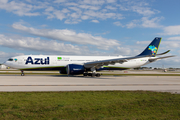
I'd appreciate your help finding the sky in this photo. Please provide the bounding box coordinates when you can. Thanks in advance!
[0,0,180,68]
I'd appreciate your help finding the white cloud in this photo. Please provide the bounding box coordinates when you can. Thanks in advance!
[42,1,124,24]
[64,19,82,24]
[126,20,139,28]
[26,0,32,3]
[91,20,99,23]
[106,0,116,3]
[114,46,131,55]
[0,0,160,25]
[0,0,8,4]
[0,0,41,16]
[161,25,180,35]
[45,6,54,12]
[0,51,24,63]
[12,23,120,50]
[54,0,66,3]
[80,0,105,5]
[52,10,66,20]
[65,2,78,6]
[0,0,163,26]
[68,7,82,13]
[117,1,159,17]
[126,17,163,29]
[141,17,163,28]
[79,5,100,10]
[113,21,123,27]
[162,41,180,48]
[105,5,117,10]
[81,15,89,20]
[136,41,150,45]
[0,34,82,55]
[0,34,120,57]
[0,51,24,58]
[132,6,155,16]
[83,10,123,20]
[167,36,180,40]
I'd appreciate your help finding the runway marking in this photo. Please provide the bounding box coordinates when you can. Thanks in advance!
[0,84,180,86]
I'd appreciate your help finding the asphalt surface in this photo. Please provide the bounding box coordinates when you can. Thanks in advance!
[0,75,180,93]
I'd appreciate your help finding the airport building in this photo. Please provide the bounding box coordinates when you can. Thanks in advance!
[0,64,8,69]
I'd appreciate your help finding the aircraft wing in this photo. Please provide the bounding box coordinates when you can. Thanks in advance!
[84,55,152,69]
[84,52,175,69]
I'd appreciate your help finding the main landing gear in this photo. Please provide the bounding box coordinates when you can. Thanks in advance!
[21,70,25,76]
[83,67,101,77]
[83,72,101,77]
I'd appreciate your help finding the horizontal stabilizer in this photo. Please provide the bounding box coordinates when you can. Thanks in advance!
[156,50,170,56]
[148,55,175,62]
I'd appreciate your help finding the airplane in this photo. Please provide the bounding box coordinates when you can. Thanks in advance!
[3,37,174,77]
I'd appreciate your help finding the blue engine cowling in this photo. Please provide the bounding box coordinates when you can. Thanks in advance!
[67,64,85,75]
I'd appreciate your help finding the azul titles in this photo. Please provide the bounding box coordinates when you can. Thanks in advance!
[25,57,49,65]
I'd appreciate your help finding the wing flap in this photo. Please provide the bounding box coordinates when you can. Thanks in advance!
[84,55,151,68]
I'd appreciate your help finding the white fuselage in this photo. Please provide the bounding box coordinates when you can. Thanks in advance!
[3,55,151,70]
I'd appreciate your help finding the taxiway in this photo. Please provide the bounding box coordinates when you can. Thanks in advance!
[0,75,180,93]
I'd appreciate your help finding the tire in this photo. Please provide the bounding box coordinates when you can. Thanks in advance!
[91,73,95,77]
[88,73,92,76]
[83,73,88,76]
[96,73,100,77]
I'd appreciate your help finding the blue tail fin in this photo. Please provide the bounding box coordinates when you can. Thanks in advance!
[138,37,161,57]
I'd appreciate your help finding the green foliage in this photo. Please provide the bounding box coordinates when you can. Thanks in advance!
[0,91,179,119]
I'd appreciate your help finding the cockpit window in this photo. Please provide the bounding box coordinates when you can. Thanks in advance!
[8,58,13,61]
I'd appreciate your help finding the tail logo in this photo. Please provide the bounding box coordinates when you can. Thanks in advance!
[148,45,157,55]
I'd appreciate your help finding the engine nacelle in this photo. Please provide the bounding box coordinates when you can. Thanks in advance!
[67,64,85,75]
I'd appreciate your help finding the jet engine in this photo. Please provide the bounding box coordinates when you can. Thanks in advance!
[67,64,85,75]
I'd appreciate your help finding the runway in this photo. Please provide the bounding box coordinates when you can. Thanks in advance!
[0,75,180,93]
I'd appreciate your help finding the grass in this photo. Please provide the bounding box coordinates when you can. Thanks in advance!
[0,91,180,119]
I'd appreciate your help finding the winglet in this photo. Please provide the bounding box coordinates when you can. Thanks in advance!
[138,37,161,57]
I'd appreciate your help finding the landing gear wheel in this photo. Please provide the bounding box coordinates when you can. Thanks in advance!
[83,72,101,77]
[88,73,92,76]
[96,73,101,77]
[91,73,96,77]
[83,73,88,76]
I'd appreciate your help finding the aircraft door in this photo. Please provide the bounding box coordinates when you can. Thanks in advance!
[18,58,23,65]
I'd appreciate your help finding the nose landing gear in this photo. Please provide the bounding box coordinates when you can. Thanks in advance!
[21,70,24,76]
